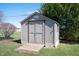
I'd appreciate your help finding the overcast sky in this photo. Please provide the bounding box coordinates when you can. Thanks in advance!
[0,3,42,28]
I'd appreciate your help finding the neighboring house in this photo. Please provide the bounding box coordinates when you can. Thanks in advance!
[20,12,59,48]
[16,28,21,32]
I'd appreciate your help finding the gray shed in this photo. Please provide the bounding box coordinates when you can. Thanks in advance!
[21,12,59,48]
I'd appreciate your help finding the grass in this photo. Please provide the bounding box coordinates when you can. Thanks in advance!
[11,31,21,40]
[39,44,79,56]
[0,32,79,56]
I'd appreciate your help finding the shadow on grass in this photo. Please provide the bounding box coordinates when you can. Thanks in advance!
[13,39,79,44]
[13,39,21,44]
[0,37,14,40]
[60,39,79,44]
[1,37,79,45]
[0,37,21,44]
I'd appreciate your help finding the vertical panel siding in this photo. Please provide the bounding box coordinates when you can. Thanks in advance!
[45,19,54,48]
[54,23,59,47]
[21,23,28,44]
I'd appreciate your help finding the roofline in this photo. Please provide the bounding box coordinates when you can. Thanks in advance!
[20,12,39,24]
[20,12,59,25]
[39,13,59,25]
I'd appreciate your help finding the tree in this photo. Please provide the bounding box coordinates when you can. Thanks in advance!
[40,3,79,40]
[0,23,16,38]
[0,11,5,36]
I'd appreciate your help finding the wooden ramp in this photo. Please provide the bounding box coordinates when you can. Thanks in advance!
[16,43,44,53]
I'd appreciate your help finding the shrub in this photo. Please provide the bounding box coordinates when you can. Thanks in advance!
[0,23,16,38]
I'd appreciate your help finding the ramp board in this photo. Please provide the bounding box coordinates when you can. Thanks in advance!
[16,43,44,52]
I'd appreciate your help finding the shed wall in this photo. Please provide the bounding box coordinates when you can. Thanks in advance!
[45,19,54,47]
[21,23,28,44]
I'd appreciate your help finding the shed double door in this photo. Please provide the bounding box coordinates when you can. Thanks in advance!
[28,21,44,44]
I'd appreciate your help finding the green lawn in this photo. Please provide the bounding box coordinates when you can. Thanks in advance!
[11,31,21,40]
[0,32,79,56]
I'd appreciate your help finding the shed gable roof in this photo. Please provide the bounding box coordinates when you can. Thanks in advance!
[21,12,59,25]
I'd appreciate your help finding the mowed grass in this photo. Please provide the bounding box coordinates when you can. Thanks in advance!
[11,31,21,40]
[0,32,79,56]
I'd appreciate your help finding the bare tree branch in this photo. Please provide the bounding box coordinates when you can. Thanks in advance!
[0,23,16,38]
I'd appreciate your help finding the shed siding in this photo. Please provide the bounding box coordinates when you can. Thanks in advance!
[45,19,54,47]
[21,23,28,44]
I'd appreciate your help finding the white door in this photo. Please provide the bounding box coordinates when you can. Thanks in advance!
[29,21,43,44]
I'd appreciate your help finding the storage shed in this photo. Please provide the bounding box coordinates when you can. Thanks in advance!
[21,12,59,48]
